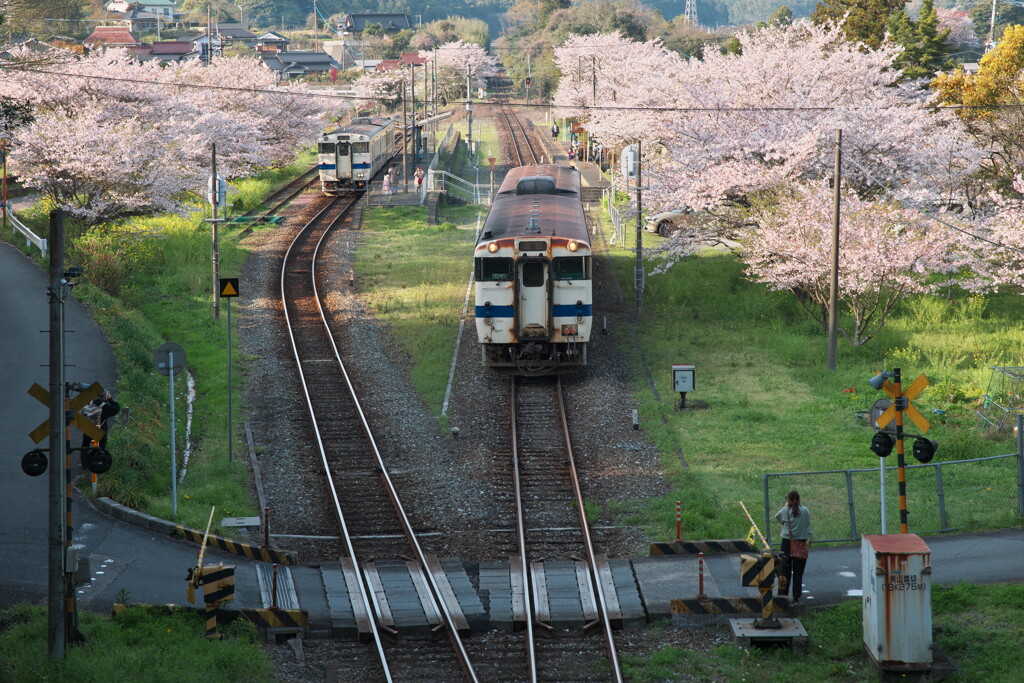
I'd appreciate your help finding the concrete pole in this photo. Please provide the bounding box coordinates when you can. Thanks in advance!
[634,140,643,316]
[47,210,66,660]
[828,129,841,370]
[211,143,220,320]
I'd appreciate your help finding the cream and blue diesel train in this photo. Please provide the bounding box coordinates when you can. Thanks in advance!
[474,165,592,374]
[317,117,395,194]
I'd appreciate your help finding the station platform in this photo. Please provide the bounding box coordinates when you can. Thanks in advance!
[532,122,611,201]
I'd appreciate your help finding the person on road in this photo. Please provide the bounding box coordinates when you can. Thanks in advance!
[774,490,813,604]
[80,398,103,448]
[97,391,120,449]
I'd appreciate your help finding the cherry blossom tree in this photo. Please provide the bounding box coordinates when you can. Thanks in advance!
[420,41,499,104]
[351,68,407,113]
[936,9,981,51]
[744,182,966,346]
[0,47,326,222]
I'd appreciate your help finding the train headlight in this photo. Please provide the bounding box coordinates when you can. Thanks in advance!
[561,324,578,336]
[487,242,498,253]
[356,173,364,179]
[567,241,579,252]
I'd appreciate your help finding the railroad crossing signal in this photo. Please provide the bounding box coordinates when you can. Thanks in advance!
[27,381,105,444]
[875,373,930,434]
[219,278,238,298]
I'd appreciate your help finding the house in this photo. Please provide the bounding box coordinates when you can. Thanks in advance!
[83,26,141,49]
[260,50,341,79]
[375,52,428,72]
[212,23,257,46]
[256,31,290,53]
[338,14,413,37]
[131,40,198,63]
[105,0,174,20]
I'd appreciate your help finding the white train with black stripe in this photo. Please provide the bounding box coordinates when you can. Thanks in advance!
[317,117,395,194]
[474,165,592,374]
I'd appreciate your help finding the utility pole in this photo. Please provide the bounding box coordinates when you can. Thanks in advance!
[592,55,597,101]
[634,140,643,316]
[828,129,841,371]
[313,0,318,52]
[526,52,531,104]
[206,7,211,65]
[402,87,409,192]
[410,63,416,165]
[211,144,220,319]
[2,138,7,234]
[466,65,473,158]
[47,210,66,660]
[432,48,437,116]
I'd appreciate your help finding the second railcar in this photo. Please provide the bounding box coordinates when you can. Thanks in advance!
[474,165,592,374]
[318,117,395,194]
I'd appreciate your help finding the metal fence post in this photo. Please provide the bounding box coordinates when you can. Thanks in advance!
[763,474,772,544]
[935,464,948,531]
[845,470,857,541]
[1017,414,1023,516]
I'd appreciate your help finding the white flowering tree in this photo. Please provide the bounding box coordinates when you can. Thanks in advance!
[745,182,967,345]
[0,47,326,222]
[351,68,407,113]
[420,40,499,104]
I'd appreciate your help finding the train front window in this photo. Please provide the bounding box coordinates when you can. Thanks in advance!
[475,257,513,281]
[352,142,369,153]
[522,261,545,287]
[336,143,349,156]
[553,256,589,280]
[318,142,335,155]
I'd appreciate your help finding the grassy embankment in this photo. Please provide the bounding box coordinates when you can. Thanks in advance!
[3,155,317,532]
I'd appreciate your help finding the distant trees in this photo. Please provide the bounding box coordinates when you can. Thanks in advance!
[887,0,954,81]
[811,0,906,47]
[0,48,326,222]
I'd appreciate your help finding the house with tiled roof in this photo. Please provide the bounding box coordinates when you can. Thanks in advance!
[83,26,141,49]
[213,23,257,45]
[339,14,413,36]
[130,40,198,63]
[260,50,340,79]
[256,31,290,53]
[375,52,428,72]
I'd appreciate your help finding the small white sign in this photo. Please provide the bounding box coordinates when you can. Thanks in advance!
[672,364,695,393]
[221,516,261,527]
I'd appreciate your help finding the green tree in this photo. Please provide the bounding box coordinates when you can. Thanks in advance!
[812,0,907,48]
[364,21,385,36]
[3,0,84,38]
[760,5,793,27]
[888,0,953,81]
[967,0,1024,45]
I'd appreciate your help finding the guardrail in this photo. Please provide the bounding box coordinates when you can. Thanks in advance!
[4,206,47,256]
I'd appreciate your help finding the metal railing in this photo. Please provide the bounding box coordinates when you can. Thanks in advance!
[762,416,1024,543]
[430,170,492,206]
[4,207,47,256]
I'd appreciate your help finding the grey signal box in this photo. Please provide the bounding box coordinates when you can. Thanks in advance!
[672,364,695,393]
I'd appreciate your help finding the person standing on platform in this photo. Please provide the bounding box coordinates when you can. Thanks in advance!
[382,173,391,197]
[551,123,559,139]
[774,490,813,604]
[414,166,425,192]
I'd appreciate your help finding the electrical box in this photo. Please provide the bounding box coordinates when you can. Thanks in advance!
[621,144,639,177]
[862,534,932,671]
[207,174,227,208]
[672,364,695,393]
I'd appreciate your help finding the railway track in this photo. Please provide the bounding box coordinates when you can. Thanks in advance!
[280,193,477,681]
[493,85,540,166]
[511,376,624,682]
[236,164,320,224]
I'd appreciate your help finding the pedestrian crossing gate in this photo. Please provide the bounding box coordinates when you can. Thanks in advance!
[739,552,784,629]
[188,563,235,637]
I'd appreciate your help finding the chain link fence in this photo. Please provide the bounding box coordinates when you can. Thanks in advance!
[763,427,1024,544]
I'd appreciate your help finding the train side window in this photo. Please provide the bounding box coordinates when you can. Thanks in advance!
[318,142,336,154]
[553,256,589,280]
[336,143,350,156]
[475,257,514,281]
[352,142,369,153]
[522,261,545,287]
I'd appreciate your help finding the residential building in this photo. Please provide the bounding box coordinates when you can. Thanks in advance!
[338,14,413,37]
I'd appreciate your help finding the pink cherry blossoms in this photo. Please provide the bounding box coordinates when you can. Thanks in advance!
[0,47,326,222]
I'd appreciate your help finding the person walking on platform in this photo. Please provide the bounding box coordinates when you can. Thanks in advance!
[551,123,559,139]
[382,173,392,197]
[775,490,813,604]
[414,167,425,192]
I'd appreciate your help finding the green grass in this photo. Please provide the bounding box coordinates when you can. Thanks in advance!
[0,604,274,682]
[591,208,1023,541]
[356,204,482,426]
[621,583,1024,682]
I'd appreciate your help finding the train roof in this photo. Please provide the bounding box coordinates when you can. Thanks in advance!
[322,117,393,138]
[495,164,581,197]
[479,192,589,243]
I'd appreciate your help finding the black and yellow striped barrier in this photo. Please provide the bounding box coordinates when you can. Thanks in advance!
[740,553,776,588]
[671,596,787,615]
[174,525,297,565]
[650,539,757,555]
[234,608,308,631]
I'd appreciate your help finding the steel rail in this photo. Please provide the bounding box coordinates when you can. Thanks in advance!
[555,376,624,682]
[237,165,319,222]
[280,196,391,681]
[281,196,478,682]
[509,377,538,682]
